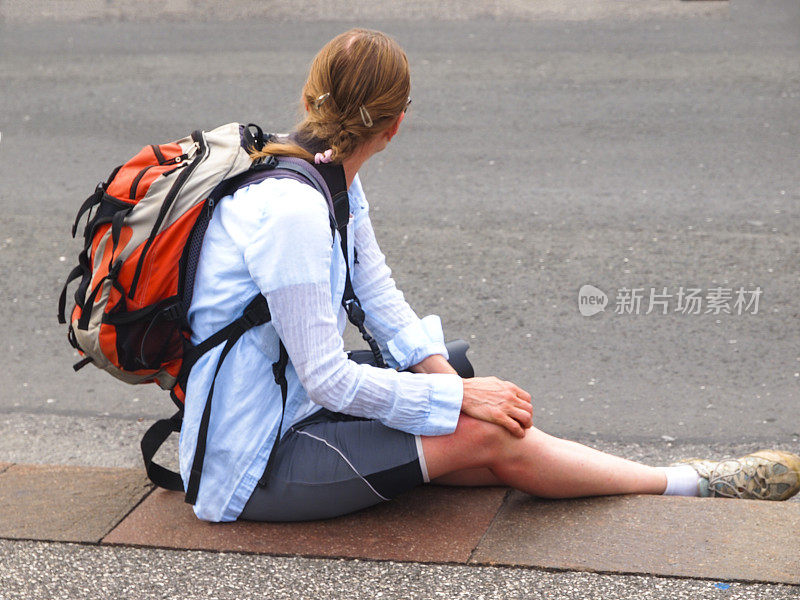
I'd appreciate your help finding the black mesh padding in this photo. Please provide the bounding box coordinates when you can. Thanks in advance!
[180,207,212,313]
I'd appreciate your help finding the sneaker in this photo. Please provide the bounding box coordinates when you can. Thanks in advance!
[676,450,800,501]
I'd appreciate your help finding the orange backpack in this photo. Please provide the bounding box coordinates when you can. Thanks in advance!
[59,123,255,397]
[58,123,359,502]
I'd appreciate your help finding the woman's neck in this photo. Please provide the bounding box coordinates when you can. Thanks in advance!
[342,151,369,188]
[342,133,386,187]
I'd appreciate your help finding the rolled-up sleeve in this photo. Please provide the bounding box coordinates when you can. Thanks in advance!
[242,180,462,436]
[349,176,450,370]
[385,315,449,371]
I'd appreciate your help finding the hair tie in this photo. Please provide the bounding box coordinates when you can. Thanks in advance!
[314,93,330,109]
[314,149,333,164]
[359,105,373,128]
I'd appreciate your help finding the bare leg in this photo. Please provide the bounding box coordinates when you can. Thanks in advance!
[422,415,667,498]
[432,468,502,486]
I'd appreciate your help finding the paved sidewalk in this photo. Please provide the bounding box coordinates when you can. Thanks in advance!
[1,463,798,588]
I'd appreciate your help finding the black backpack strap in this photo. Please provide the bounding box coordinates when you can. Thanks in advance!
[57,265,84,324]
[71,183,104,238]
[257,340,289,488]
[141,410,184,491]
[183,293,271,505]
[313,163,387,368]
[180,294,271,376]
[141,295,272,499]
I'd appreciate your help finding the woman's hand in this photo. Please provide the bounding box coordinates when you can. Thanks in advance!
[461,377,533,438]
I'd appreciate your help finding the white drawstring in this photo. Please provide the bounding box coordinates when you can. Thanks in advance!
[295,429,390,501]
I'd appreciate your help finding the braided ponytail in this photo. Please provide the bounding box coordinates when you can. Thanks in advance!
[250,29,410,164]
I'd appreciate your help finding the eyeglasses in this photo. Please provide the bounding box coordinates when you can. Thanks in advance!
[405,96,412,113]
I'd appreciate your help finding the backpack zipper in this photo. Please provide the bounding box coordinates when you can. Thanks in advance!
[128,132,206,300]
[161,153,189,167]
[128,155,189,201]
[129,165,154,200]
[160,161,189,178]
[151,144,166,164]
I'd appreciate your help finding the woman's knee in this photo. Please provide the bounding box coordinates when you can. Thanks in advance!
[421,415,505,477]
[422,415,551,479]
[459,417,556,466]
[453,414,521,462]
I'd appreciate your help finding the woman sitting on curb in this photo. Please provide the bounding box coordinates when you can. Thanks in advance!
[180,28,800,522]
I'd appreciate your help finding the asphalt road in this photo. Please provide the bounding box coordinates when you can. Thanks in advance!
[1,2,799,598]
[2,0,797,450]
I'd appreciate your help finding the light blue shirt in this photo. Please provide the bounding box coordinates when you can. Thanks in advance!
[180,173,464,522]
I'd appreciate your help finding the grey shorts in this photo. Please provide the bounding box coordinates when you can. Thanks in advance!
[239,408,428,522]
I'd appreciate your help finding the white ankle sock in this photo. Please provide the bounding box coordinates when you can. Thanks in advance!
[658,465,701,496]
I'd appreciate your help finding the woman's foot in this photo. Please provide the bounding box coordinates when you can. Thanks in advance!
[676,450,800,500]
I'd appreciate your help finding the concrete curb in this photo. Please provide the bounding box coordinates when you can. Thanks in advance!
[1,463,798,585]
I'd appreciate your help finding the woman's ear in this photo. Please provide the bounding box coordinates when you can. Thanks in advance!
[385,111,405,141]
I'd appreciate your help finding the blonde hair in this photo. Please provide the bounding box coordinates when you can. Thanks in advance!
[251,28,411,163]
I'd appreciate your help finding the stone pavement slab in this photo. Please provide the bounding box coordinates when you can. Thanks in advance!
[103,486,509,563]
[0,464,151,543]
[5,463,799,587]
[471,492,800,585]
